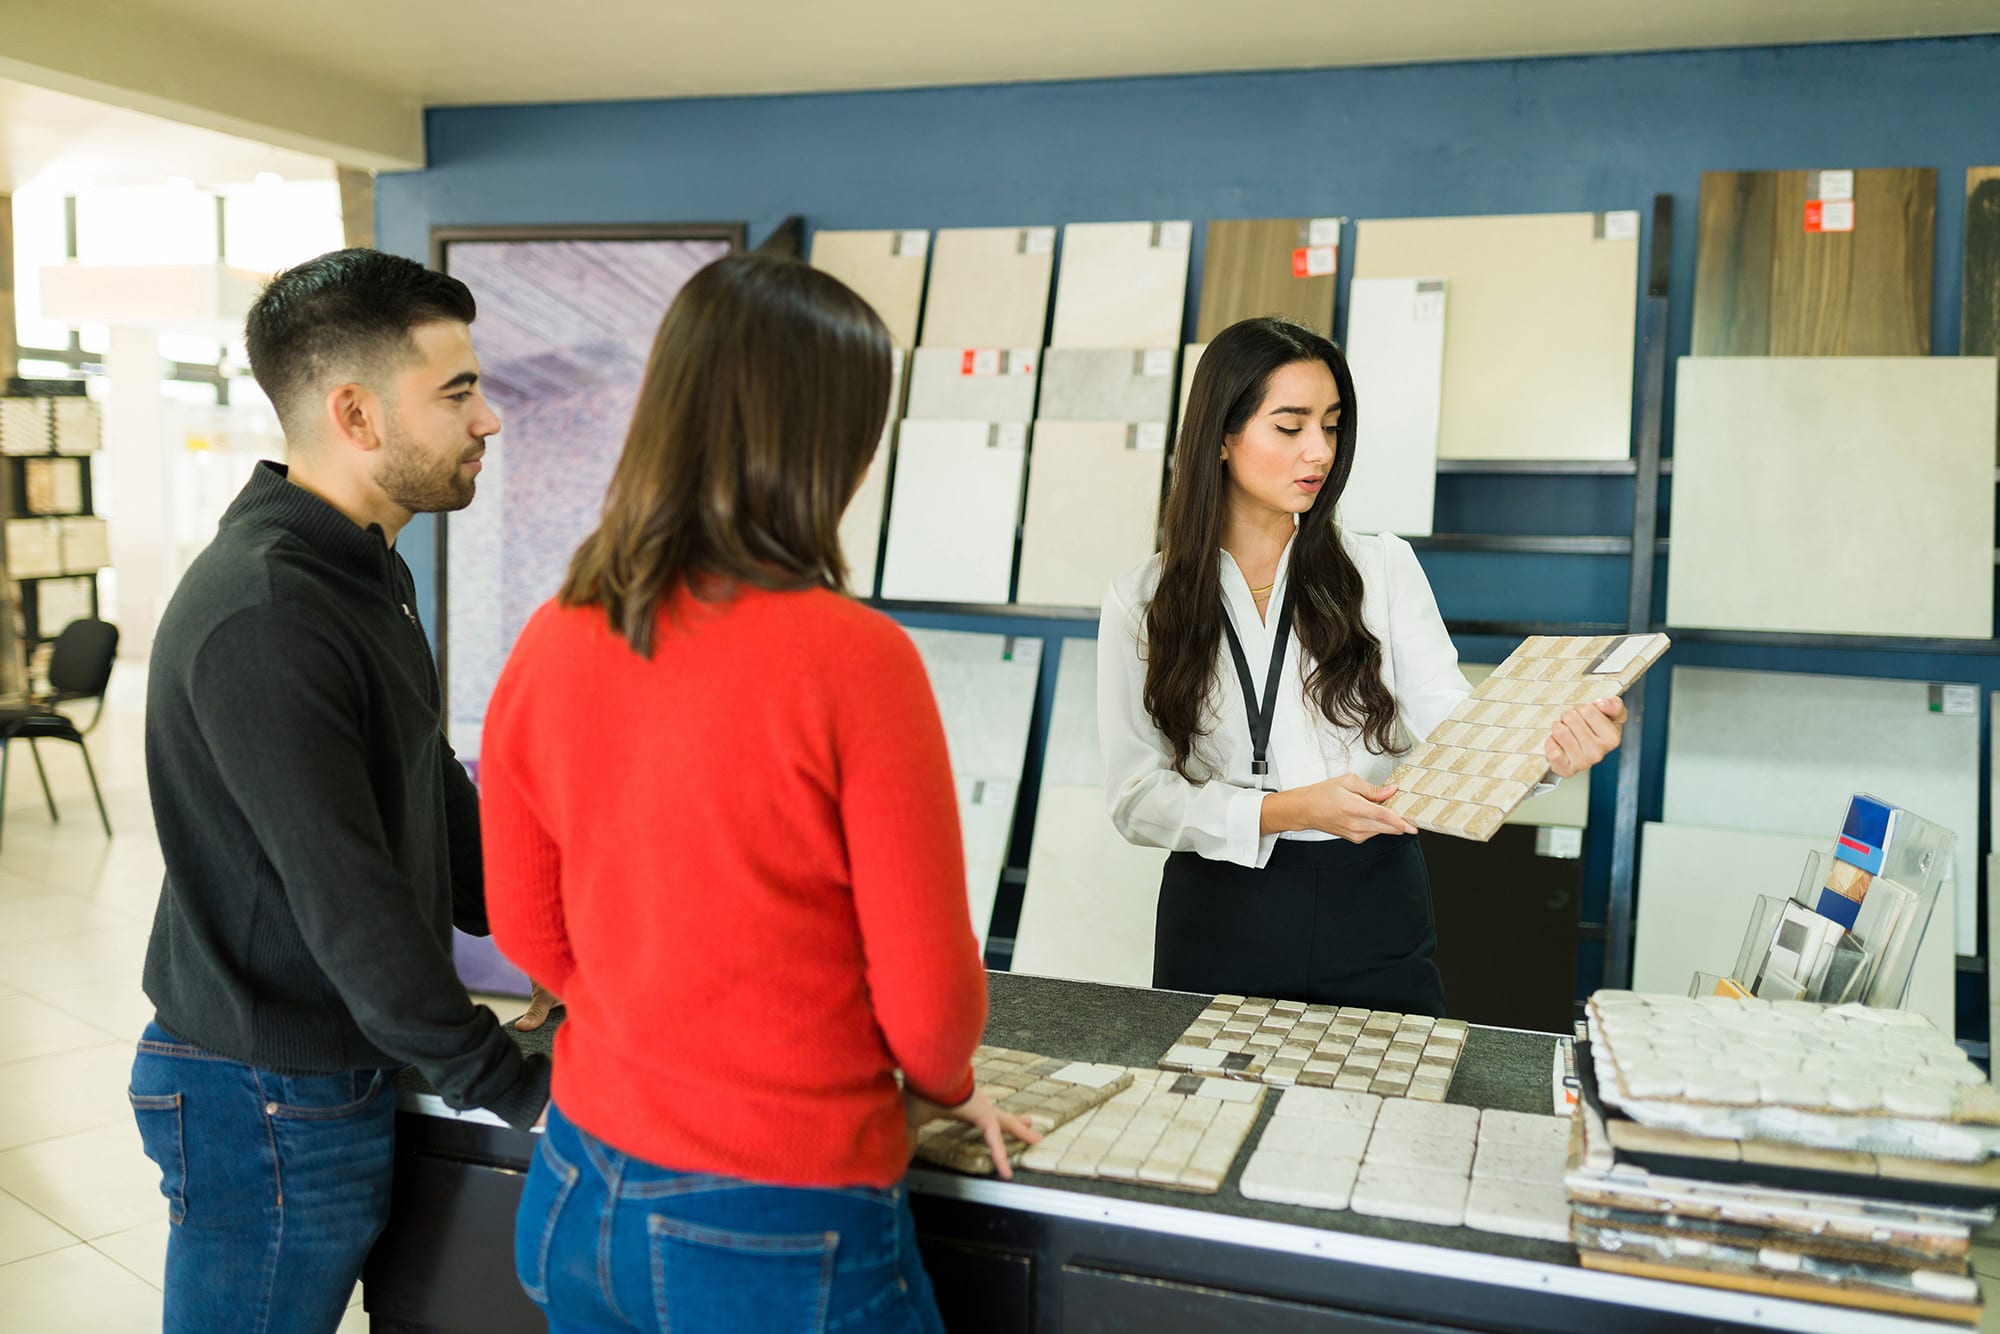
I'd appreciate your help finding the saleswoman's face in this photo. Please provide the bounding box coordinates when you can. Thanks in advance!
[1221,359,1339,517]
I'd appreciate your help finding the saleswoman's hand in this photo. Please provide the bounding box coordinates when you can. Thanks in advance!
[903,1088,1041,1180]
[1545,697,1627,779]
[1265,773,1419,842]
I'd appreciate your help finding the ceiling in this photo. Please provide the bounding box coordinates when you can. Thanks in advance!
[0,76,330,193]
[87,0,2000,104]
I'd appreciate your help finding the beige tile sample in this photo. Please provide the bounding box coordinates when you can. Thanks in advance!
[1667,356,1996,639]
[1014,420,1165,608]
[914,1045,1132,1174]
[1016,1066,1264,1193]
[1353,211,1638,459]
[1160,994,1465,1100]
[878,421,1028,605]
[1050,221,1192,349]
[810,228,929,347]
[921,226,1057,348]
[1456,664,1589,829]
[1384,634,1669,841]
[0,398,52,455]
[5,518,63,579]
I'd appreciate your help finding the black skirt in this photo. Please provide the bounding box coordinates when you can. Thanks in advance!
[1153,834,1446,1016]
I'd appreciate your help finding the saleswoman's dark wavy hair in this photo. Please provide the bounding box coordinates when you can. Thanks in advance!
[1143,317,1400,779]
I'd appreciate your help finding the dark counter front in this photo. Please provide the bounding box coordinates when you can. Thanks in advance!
[366,974,1936,1334]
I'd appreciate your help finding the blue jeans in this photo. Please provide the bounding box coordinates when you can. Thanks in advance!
[519,1101,947,1334]
[128,1020,396,1334]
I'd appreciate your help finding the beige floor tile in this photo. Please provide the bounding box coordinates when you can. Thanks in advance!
[33,979,153,1043]
[0,1243,163,1332]
[0,995,124,1065]
[87,1220,167,1290]
[0,923,151,994]
[0,1043,135,1151]
[0,894,141,947]
[338,1301,368,1331]
[0,1187,76,1267]
[0,1121,164,1240]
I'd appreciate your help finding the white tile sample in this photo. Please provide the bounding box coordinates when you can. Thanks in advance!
[1238,1149,1359,1210]
[1661,665,1980,954]
[878,421,1027,604]
[1353,212,1637,460]
[1014,640,1168,987]
[1464,1176,1572,1243]
[905,629,1042,780]
[1456,664,1589,828]
[1257,1115,1373,1160]
[1339,276,1444,537]
[1015,420,1165,607]
[24,458,84,514]
[1667,357,1996,639]
[1271,1087,1383,1126]
[1050,221,1192,349]
[1373,1096,1480,1142]
[958,775,1018,949]
[53,398,101,455]
[809,229,928,347]
[59,517,111,573]
[1350,1162,1470,1226]
[1365,1129,1475,1176]
[905,347,1040,421]
[5,519,62,579]
[1037,348,1176,422]
[1477,1109,1572,1155]
[922,226,1056,349]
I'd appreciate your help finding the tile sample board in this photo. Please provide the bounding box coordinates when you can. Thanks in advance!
[922,226,1057,349]
[1238,1086,1382,1211]
[32,577,95,636]
[1177,343,1208,434]
[1353,212,1638,460]
[1018,1067,1265,1193]
[1660,665,1980,955]
[1423,825,1584,1035]
[0,398,50,455]
[837,349,908,597]
[808,228,928,347]
[58,517,110,572]
[23,458,84,515]
[1384,634,1669,841]
[1668,356,1995,639]
[1013,639,1169,988]
[1195,216,1341,340]
[1159,995,1467,1098]
[914,1046,1132,1174]
[1455,664,1589,828]
[1037,348,1176,422]
[878,421,1028,604]
[1015,420,1165,607]
[1693,168,1935,357]
[1966,169,2000,358]
[1339,276,1444,537]
[53,398,100,455]
[4,519,61,579]
[1049,221,1192,349]
[904,346,1040,422]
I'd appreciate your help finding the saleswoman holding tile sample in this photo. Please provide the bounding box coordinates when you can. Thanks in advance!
[1099,317,1625,1014]
[480,255,1032,1333]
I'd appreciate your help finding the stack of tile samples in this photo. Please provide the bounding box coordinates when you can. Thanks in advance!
[1017,1066,1266,1192]
[913,1045,1132,1175]
[1384,633,1670,841]
[1237,1089,1573,1240]
[1157,994,1467,1100]
[1569,990,1998,1322]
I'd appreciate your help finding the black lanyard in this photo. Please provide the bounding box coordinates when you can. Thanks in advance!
[1219,581,1295,790]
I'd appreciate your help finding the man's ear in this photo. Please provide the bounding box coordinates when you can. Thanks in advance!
[323,382,387,455]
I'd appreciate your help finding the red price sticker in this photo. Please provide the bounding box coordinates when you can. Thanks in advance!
[1291,245,1337,278]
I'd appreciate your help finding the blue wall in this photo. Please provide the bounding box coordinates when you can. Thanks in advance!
[378,35,2000,1005]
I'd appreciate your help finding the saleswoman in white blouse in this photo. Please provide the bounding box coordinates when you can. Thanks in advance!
[1098,316,1626,1015]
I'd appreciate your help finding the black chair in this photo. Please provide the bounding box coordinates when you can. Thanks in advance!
[0,618,118,847]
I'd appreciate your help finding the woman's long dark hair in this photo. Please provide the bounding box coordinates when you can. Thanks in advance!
[559,253,891,656]
[1143,317,1400,780]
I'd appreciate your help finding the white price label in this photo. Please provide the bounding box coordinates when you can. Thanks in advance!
[1816,169,1855,202]
[1413,280,1445,322]
[1022,227,1055,255]
[1819,199,1855,232]
[993,423,1027,450]
[1141,348,1174,377]
[1307,216,1341,247]
[1155,220,1192,249]
[1602,210,1640,241]
[1298,245,1336,277]
[970,778,1018,809]
[963,348,1001,377]
[895,230,928,257]
[1006,348,1036,376]
[1934,683,1977,716]
[1133,422,1168,452]
[1002,637,1043,667]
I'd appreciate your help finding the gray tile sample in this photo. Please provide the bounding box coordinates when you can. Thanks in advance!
[904,346,1040,421]
[1050,221,1192,349]
[1036,348,1176,422]
[922,226,1057,349]
[878,421,1028,604]
[904,629,1043,782]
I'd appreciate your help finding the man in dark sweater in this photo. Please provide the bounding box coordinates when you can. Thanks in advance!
[130,248,547,1334]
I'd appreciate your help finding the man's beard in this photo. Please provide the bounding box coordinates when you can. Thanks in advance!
[378,419,477,514]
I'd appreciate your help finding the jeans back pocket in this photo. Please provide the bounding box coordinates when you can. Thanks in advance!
[649,1214,838,1334]
[128,1091,186,1226]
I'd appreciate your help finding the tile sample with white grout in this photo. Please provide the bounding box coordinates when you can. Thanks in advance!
[1017,1067,1264,1193]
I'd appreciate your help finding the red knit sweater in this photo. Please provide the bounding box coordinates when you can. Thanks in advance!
[481,586,986,1188]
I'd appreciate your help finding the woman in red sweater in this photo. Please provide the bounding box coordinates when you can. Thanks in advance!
[481,252,1030,1333]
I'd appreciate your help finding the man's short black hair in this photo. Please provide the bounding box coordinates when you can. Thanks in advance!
[244,247,477,437]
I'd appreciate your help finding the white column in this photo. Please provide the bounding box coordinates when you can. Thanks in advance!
[104,326,172,659]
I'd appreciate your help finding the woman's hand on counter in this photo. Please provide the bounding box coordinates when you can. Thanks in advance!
[903,1089,1042,1180]
[1544,697,1626,779]
[513,981,561,1032]
[1260,774,1418,842]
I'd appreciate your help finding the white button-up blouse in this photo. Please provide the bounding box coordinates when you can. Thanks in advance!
[1098,530,1487,871]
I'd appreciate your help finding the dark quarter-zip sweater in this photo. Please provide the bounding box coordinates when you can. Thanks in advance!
[142,461,547,1128]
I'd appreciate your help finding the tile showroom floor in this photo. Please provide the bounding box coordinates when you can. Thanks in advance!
[0,664,534,1332]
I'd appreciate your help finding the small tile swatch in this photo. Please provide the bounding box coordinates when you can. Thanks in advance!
[913,1045,1132,1175]
[0,397,52,455]
[1158,994,1466,1099]
[1017,1067,1265,1193]
[1385,633,1671,841]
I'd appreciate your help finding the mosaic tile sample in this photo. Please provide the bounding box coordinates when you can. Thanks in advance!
[23,458,84,515]
[877,421,1028,604]
[1049,221,1192,349]
[904,346,1040,421]
[921,226,1056,349]
[59,517,110,573]
[1014,639,1167,987]
[914,1046,1132,1175]
[1353,211,1637,460]
[0,398,52,455]
[1451,665,1586,828]
[1384,633,1670,841]
[5,519,62,579]
[53,398,101,455]
[1035,347,1176,422]
[1669,356,1994,638]
[809,228,929,347]
[1014,420,1165,607]
[1196,216,1341,340]
[1017,1066,1265,1193]
[1159,994,1466,1099]
[1339,276,1444,537]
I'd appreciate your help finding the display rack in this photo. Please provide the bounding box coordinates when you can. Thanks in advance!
[0,378,103,688]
